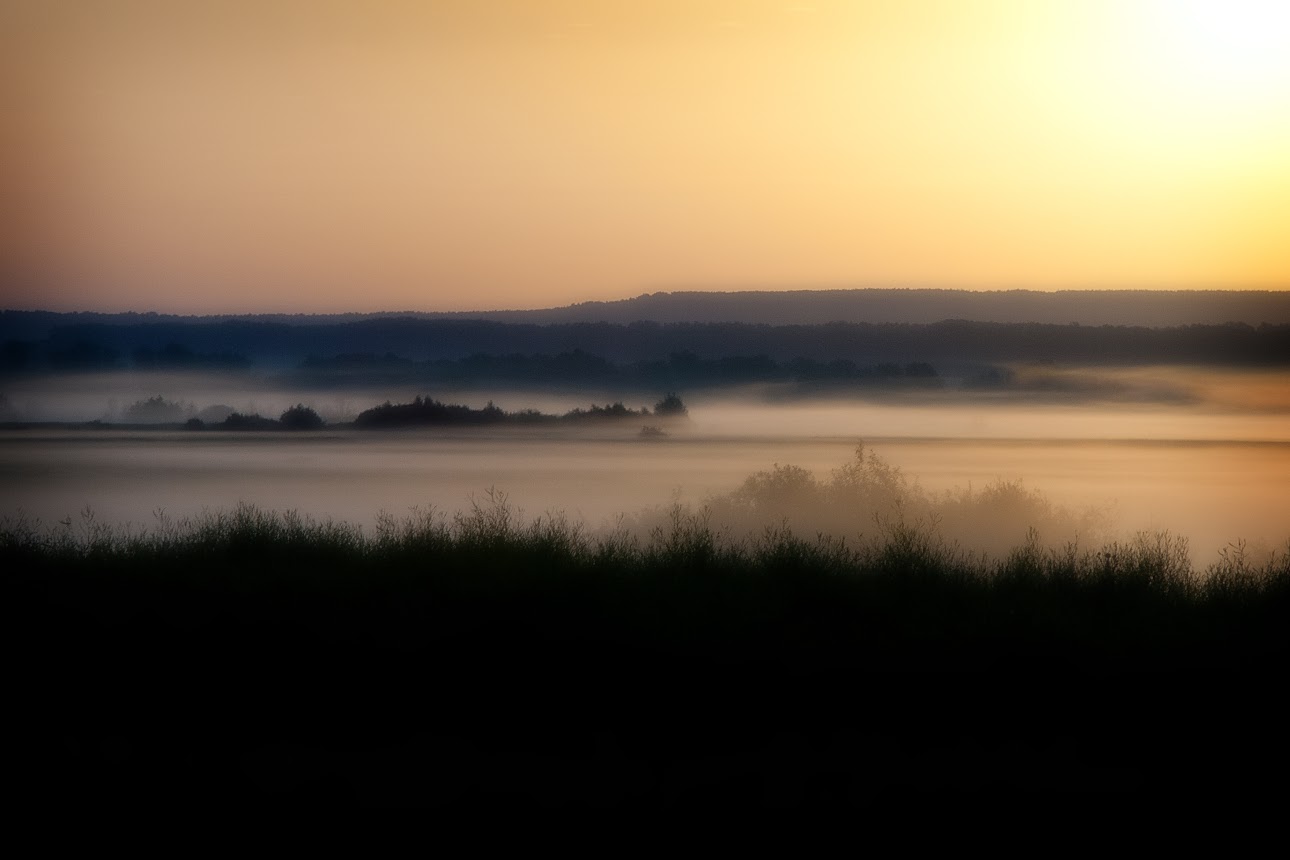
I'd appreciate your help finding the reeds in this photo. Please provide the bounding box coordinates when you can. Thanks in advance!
[5,495,1287,670]
[5,495,1288,805]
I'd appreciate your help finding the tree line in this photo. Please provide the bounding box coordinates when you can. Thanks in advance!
[352,393,688,429]
[89,394,691,431]
[3,317,1289,374]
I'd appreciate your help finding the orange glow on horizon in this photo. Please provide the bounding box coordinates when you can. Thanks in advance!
[2,0,1288,313]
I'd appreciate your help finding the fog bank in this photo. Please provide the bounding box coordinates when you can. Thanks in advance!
[3,430,1286,567]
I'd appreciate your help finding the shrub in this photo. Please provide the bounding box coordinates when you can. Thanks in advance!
[653,393,689,418]
[124,395,186,423]
[220,412,277,430]
[280,404,324,430]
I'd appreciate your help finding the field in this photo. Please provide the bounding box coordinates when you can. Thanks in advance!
[6,480,1288,806]
[11,0,1290,810]
[6,319,1290,805]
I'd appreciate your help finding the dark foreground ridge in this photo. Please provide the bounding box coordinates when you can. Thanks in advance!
[5,502,1288,808]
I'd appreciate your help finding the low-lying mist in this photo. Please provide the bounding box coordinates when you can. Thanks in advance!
[620,443,1111,564]
[4,429,1288,569]
[4,364,1290,428]
[4,363,1289,566]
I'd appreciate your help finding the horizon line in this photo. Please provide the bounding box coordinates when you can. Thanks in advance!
[6,284,1290,318]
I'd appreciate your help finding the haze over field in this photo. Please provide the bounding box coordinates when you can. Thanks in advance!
[4,425,1289,569]
[2,0,1287,587]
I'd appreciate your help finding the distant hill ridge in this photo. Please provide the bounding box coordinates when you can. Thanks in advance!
[5,288,1290,332]
[465,289,1290,328]
[4,293,1290,373]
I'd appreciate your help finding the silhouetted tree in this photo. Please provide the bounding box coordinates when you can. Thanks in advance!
[279,404,324,430]
[220,412,278,430]
[654,393,688,418]
[353,395,672,429]
[124,395,186,423]
[564,402,650,421]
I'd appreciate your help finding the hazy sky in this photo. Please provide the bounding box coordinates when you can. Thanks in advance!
[4,0,1289,313]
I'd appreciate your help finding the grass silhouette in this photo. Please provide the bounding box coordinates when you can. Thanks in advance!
[5,479,1288,807]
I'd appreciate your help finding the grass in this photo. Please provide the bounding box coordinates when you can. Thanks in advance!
[5,490,1289,807]
[6,496,1288,680]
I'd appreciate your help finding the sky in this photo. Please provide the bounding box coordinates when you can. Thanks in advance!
[3,0,1289,313]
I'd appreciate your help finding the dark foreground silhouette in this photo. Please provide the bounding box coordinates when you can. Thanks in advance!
[4,497,1287,809]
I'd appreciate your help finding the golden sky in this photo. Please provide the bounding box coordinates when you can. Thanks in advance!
[3,0,1289,313]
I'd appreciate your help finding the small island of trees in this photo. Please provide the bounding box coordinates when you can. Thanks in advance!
[183,403,327,431]
[166,394,692,432]
[352,393,690,430]
[4,392,692,433]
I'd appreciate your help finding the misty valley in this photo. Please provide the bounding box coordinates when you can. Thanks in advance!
[11,0,1290,808]
[4,301,1289,806]
[3,407,1290,567]
[4,345,1290,564]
